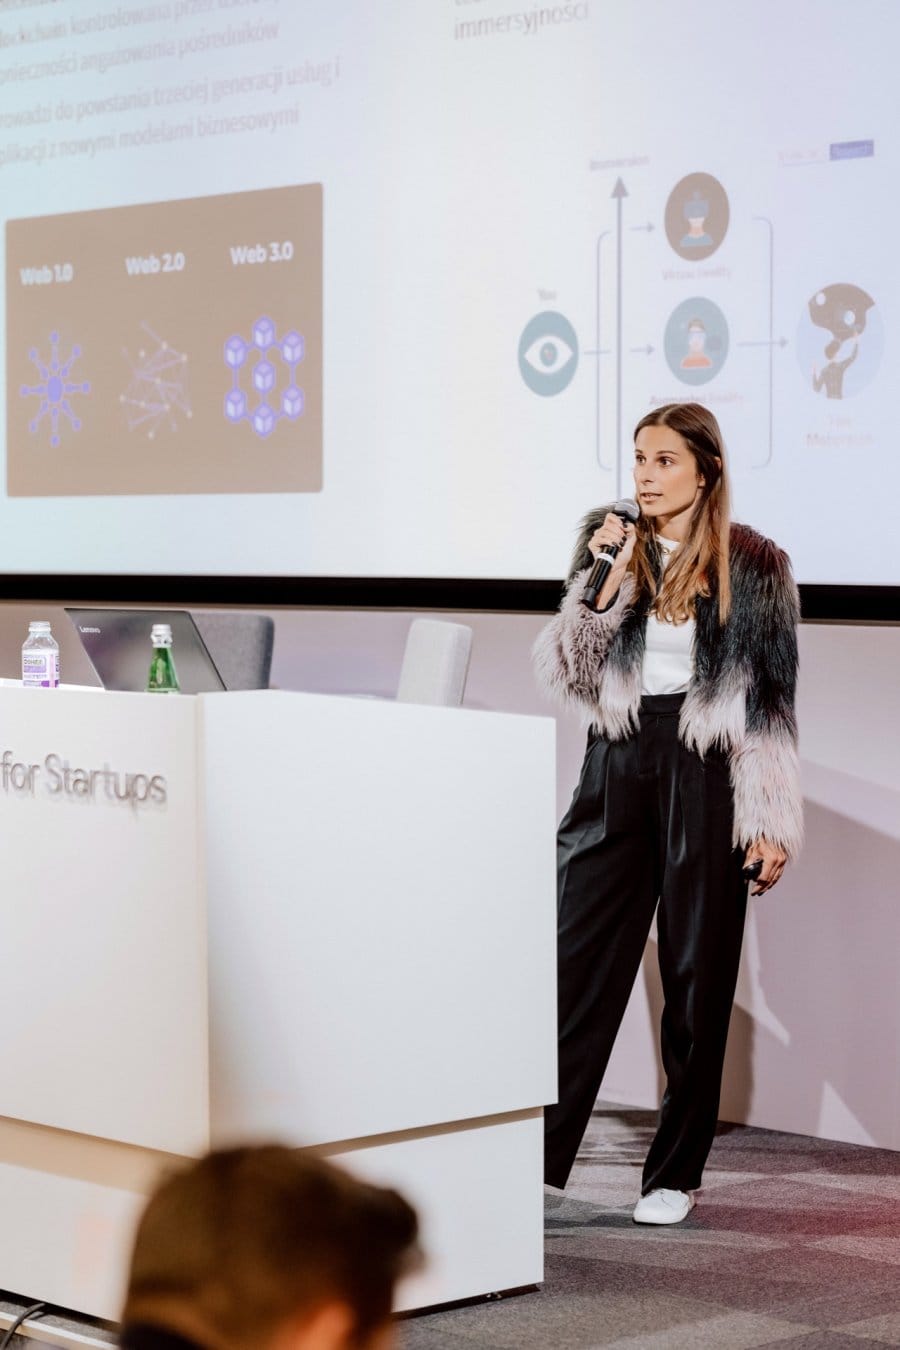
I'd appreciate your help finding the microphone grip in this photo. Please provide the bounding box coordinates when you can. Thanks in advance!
[582,543,621,609]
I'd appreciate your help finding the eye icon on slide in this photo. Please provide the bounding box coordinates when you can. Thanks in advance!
[518,311,579,396]
[524,336,575,375]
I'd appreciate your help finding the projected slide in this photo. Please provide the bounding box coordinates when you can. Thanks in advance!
[514,166,884,499]
[7,185,322,495]
[0,0,893,586]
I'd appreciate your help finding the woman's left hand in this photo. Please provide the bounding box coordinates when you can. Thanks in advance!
[744,839,788,896]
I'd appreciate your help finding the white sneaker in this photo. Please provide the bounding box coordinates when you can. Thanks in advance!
[632,1188,695,1224]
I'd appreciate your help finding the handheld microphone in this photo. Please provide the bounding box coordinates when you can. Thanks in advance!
[582,499,640,609]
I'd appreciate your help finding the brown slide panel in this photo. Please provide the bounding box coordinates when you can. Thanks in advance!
[7,183,322,496]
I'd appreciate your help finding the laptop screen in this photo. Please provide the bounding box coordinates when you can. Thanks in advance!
[65,609,226,694]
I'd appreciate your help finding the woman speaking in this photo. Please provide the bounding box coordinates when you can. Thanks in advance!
[535,402,802,1224]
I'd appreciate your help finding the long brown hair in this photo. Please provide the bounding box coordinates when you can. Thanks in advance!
[630,402,732,624]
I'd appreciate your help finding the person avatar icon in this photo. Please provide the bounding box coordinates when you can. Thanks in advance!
[680,191,714,248]
[681,317,714,369]
[812,336,859,399]
[665,173,729,261]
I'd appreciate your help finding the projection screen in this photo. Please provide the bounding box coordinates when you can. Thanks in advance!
[0,0,894,603]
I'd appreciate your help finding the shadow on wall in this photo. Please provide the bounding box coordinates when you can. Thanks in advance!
[635,790,900,1153]
[728,795,899,1150]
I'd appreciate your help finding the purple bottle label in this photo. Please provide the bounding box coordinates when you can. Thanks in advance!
[22,651,59,687]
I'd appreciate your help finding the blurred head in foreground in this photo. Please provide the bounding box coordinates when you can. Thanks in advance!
[120,1145,420,1350]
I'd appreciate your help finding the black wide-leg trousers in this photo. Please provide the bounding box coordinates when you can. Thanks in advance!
[544,693,748,1194]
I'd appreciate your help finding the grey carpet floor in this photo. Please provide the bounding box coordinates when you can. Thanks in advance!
[398,1104,900,1350]
[3,1106,898,1348]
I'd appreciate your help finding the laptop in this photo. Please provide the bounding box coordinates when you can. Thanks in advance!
[66,608,226,694]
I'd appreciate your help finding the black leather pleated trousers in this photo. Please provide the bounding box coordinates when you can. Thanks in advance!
[544,692,748,1194]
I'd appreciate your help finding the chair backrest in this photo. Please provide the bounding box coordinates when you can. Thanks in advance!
[396,619,473,708]
[192,612,275,691]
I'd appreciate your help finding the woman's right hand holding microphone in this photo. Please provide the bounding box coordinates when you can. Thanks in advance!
[587,513,637,609]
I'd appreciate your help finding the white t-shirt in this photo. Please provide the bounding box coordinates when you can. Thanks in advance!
[641,535,694,695]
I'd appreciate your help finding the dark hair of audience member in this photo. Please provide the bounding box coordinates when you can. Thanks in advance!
[122,1145,420,1348]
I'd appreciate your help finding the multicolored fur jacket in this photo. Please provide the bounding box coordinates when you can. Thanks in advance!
[534,507,803,859]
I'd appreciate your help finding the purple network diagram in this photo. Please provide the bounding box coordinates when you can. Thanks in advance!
[20,331,91,448]
[224,317,305,438]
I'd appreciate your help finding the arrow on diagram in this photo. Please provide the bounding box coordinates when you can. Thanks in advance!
[594,229,611,469]
[747,215,778,468]
[612,177,628,496]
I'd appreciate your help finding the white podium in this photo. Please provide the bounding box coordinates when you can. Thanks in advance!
[0,685,556,1321]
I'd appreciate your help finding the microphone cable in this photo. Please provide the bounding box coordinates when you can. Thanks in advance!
[0,1302,47,1349]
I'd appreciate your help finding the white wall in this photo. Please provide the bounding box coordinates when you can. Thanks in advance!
[0,601,897,1150]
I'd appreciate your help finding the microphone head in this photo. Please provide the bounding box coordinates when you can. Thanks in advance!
[612,498,640,523]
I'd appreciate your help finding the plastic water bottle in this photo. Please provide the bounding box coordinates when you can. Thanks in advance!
[22,620,60,688]
[146,623,180,694]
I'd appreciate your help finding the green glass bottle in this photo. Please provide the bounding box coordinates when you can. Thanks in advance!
[146,622,181,694]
